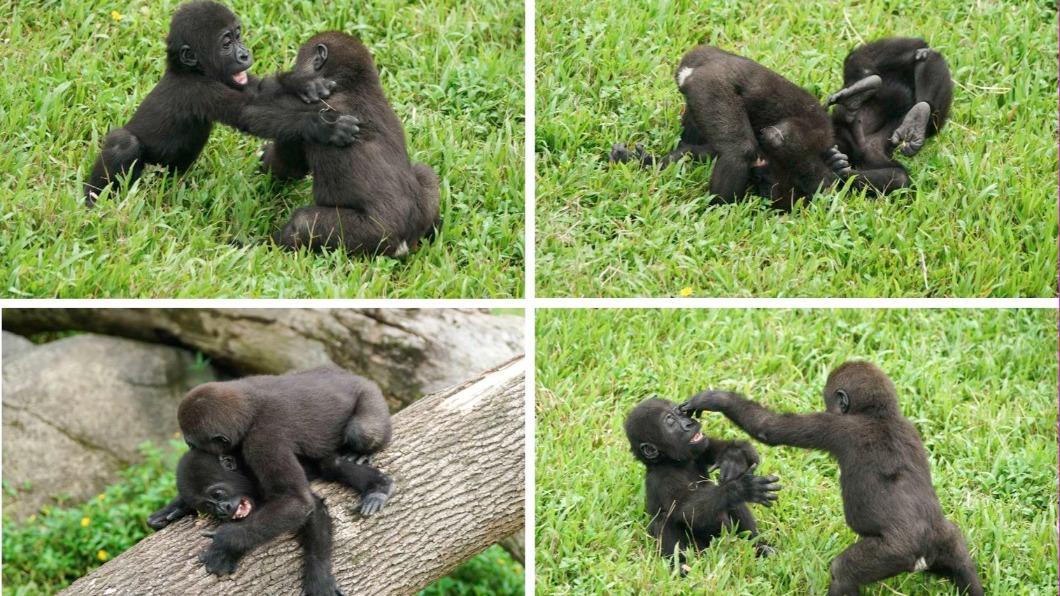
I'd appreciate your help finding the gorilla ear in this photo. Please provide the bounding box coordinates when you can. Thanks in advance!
[312,44,328,70]
[836,389,850,413]
[639,442,660,462]
[179,45,198,68]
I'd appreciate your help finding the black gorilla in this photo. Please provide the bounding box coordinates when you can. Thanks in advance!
[147,448,392,595]
[176,367,393,577]
[623,397,780,573]
[682,361,982,595]
[261,32,441,258]
[827,38,953,193]
[610,45,854,210]
[83,1,360,205]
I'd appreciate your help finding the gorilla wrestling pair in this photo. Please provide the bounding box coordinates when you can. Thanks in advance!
[149,367,393,596]
[85,1,439,257]
[611,38,953,209]
[624,361,982,595]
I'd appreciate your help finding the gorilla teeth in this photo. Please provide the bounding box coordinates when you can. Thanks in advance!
[690,432,704,443]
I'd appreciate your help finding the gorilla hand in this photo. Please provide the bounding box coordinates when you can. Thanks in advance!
[679,390,739,415]
[198,527,245,576]
[730,469,781,507]
[310,113,362,147]
[298,77,338,104]
[717,441,760,482]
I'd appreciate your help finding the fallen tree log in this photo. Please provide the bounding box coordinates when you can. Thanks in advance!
[2,308,523,408]
[61,358,526,596]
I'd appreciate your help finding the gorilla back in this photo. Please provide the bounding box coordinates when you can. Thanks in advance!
[264,31,441,258]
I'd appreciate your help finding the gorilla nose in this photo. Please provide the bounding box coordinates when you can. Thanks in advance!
[237,48,251,65]
[218,501,233,515]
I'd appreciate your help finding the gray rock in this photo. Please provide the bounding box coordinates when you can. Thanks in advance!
[2,334,215,520]
[3,331,35,363]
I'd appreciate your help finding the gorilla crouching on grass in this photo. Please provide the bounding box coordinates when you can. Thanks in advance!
[682,361,982,595]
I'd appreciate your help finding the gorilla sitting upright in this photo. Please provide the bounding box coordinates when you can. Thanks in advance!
[623,397,781,574]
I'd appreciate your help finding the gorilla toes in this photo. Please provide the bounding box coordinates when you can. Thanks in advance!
[754,542,776,558]
[914,47,937,62]
[827,75,882,110]
[890,102,931,156]
[298,77,336,104]
[360,491,390,516]
[825,146,854,178]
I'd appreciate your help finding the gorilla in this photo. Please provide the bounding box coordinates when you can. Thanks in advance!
[827,38,954,193]
[610,45,855,210]
[147,448,393,596]
[84,1,360,205]
[623,397,781,574]
[176,367,393,577]
[261,32,441,258]
[681,361,982,595]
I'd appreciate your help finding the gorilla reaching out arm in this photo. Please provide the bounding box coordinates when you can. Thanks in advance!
[623,398,780,574]
[84,1,360,205]
[681,361,982,595]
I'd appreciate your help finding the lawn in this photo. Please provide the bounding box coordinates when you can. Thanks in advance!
[536,308,1058,593]
[535,0,1058,297]
[0,0,523,298]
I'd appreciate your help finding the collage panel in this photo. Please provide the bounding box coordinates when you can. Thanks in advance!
[2,308,525,594]
[536,308,1057,593]
[1,0,524,298]
[535,0,1058,298]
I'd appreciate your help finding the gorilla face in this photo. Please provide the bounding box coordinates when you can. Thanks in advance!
[176,449,258,521]
[625,398,709,464]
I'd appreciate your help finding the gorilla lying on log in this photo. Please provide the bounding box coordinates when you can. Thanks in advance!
[624,397,780,574]
[610,45,854,210]
[83,1,360,205]
[261,32,441,258]
[176,367,393,578]
[681,361,982,595]
[148,448,391,595]
[827,38,953,193]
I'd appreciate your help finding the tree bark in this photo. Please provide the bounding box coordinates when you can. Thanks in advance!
[2,308,522,408]
[61,358,526,596]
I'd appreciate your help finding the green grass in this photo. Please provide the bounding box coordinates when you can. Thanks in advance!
[2,440,522,595]
[536,0,1058,297]
[0,0,523,297]
[536,309,1058,594]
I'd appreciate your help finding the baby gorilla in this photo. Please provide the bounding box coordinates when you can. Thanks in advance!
[177,367,392,577]
[624,397,780,574]
[147,449,391,595]
[260,32,441,257]
[682,361,982,595]
[826,37,953,193]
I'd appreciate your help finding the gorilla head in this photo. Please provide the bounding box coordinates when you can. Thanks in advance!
[823,360,899,417]
[166,1,253,89]
[624,398,709,465]
[177,383,254,455]
[178,449,257,521]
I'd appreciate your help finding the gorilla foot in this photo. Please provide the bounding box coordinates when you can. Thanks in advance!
[609,143,636,163]
[827,75,882,111]
[890,101,930,156]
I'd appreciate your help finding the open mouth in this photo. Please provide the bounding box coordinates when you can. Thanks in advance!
[232,497,252,519]
[689,431,704,444]
[233,71,248,86]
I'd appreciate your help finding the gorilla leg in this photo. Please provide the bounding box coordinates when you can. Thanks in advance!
[273,205,399,257]
[853,165,911,193]
[912,48,953,134]
[260,140,309,181]
[84,128,144,206]
[318,455,393,516]
[297,494,341,596]
[413,163,442,243]
[928,522,983,595]
[343,383,392,455]
[727,503,773,556]
[828,537,912,596]
[685,89,757,202]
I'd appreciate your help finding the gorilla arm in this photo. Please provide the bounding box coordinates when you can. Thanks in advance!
[681,390,852,453]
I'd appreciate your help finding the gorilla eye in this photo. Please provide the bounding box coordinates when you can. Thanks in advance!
[212,489,224,500]
[212,435,230,446]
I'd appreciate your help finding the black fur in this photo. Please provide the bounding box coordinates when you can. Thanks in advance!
[610,45,850,210]
[682,361,982,595]
[623,397,780,574]
[262,32,441,258]
[827,38,954,193]
[83,1,359,205]
[176,367,393,578]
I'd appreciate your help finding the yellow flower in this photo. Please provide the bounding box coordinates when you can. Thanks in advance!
[98,494,105,501]
[80,517,91,527]
[28,515,36,522]
[110,10,122,22]
[679,287,693,297]
[97,550,109,561]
